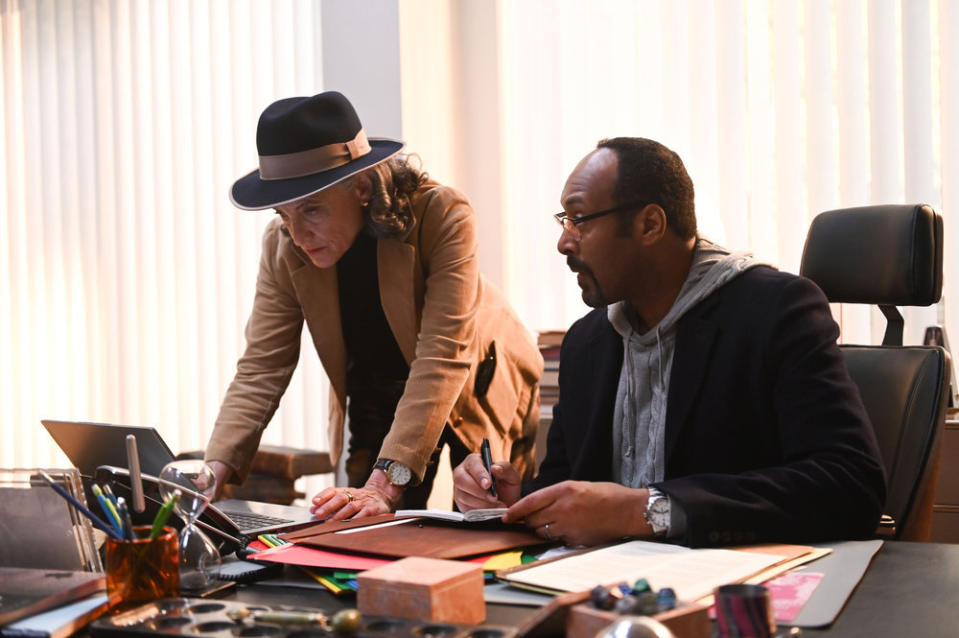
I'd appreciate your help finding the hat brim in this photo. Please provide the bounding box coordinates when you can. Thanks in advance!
[229,138,405,210]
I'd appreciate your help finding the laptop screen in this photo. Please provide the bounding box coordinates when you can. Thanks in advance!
[41,420,177,477]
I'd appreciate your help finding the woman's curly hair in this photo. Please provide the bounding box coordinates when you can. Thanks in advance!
[359,155,428,239]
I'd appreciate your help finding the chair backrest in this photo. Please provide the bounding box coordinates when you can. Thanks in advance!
[800,204,950,541]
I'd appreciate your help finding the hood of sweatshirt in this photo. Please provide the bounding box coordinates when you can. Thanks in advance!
[608,236,768,488]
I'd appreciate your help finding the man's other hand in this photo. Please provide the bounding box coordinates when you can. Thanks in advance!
[453,453,522,511]
[206,460,232,501]
[503,481,653,547]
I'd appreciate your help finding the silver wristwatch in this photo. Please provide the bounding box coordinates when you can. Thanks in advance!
[644,487,671,536]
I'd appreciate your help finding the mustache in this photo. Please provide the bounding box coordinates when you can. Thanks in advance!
[566,256,593,275]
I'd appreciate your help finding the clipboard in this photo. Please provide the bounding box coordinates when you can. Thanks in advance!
[279,515,551,560]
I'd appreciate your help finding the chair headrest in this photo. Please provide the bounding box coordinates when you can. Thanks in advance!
[800,204,943,306]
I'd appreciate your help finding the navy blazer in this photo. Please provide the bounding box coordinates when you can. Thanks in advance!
[529,266,886,547]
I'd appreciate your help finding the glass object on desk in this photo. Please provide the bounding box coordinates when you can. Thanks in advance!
[158,460,221,589]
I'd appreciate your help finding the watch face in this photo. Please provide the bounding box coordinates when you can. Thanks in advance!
[651,498,670,515]
[387,462,412,486]
[647,497,670,533]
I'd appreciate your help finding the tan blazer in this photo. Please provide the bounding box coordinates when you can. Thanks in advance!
[206,182,544,484]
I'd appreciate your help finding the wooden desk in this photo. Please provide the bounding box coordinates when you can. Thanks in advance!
[802,541,959,637]
[230,541,959,637]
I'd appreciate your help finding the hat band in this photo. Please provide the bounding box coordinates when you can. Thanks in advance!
[258,130,372,180]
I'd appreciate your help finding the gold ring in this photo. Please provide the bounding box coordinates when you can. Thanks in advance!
[345,491,354,503]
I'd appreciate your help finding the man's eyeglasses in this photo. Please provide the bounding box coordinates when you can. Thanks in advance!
[553,202,648,237]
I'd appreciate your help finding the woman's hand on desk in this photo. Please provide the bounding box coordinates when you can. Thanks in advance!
[309,473,399,521]
[452,453,522,511]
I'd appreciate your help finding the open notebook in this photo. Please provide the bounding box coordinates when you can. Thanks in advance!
[394,508,507,523]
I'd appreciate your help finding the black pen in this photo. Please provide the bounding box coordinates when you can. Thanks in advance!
[480,437,497,497]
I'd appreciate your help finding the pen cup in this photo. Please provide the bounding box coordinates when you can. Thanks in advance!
[714,583,776,638]
[105,525,179,609]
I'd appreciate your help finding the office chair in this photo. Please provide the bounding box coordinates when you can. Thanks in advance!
[800,204,951,541]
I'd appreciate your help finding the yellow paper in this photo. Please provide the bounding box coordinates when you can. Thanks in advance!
[483,550,525,571]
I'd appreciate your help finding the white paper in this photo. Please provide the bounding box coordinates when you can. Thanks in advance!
[505,540,784,601]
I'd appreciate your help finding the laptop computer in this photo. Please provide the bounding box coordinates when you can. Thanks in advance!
[41,419,319,537]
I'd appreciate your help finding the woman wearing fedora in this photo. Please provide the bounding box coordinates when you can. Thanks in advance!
[204,91,543,518]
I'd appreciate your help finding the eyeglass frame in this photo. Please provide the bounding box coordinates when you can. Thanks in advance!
[553,201,649,235]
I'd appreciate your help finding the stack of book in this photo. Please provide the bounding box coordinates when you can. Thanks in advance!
[534,331,565,469]
[0,568,108,638]
[537,331,564,419]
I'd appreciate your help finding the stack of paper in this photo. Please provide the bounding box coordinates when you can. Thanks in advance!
[500,540,804,601]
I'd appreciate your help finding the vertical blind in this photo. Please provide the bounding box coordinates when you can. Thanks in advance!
[490,0,954,345]
[0,0,332,501]
[3,0,957,485]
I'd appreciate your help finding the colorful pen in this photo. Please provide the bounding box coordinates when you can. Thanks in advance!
[102,483,119,507]
[36,470,122,540]
[92,484,124,536]
[258,534,279,548]
[116,496,134,540]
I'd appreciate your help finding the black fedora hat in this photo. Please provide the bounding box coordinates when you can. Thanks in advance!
[230,91,404,210]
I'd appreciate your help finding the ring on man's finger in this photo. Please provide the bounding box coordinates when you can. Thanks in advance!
[544,523,553,541]
[345,490,354,503]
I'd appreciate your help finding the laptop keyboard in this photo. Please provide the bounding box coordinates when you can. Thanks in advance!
[222,510,293,530]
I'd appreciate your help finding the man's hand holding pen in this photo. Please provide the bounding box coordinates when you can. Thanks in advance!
[452,453,522,512]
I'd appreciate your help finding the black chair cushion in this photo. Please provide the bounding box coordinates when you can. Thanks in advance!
[800,204,942,306]
[841,345,949,536]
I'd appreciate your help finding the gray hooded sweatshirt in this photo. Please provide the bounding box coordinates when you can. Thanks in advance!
[609,237,766,491]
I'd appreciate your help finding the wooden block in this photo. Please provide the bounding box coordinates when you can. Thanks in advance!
[566,602,710,638]
[357,556,485,624]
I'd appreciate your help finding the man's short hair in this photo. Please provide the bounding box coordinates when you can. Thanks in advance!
[596,137,697,239]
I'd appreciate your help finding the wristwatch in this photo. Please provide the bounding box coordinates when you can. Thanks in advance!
[644,487,671,537]
[373,459,413,487]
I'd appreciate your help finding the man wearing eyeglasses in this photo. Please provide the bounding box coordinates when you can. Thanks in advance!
[453,137,885,548]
